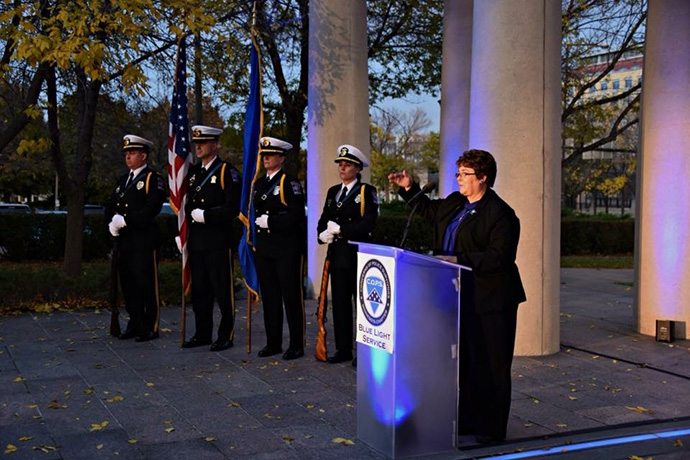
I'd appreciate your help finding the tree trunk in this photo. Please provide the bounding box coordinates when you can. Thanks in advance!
[59,73,101,277]
[284,106,306,177]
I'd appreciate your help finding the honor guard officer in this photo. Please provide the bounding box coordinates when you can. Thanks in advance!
[317,145,378,364]
[106,134,166,342]
[253,137,307,360]
[182,125,241,352]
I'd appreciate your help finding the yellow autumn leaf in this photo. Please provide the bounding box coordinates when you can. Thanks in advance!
[165,427,175,433]
[128,439,138,444]
[89,421,109,432]
[96,444,103,450]
[674,439,683,447]
[332,437,355,445]
[12,377,26,383]
[18,437,33,442]
[26,405,38,409]
[4,444,18,454]
[282,436,295,443]
[569,396,578,401]
[84,387,94,395]
[106,395,124,403]
[556,423,567,428]
[625,406,652,414]
[160,328,172,333]
[205,437,217,442]
[145,382,155,387]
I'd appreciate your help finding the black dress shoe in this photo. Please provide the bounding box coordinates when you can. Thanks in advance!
[210,339,233,351]
[282,348,304,360]
[326,350,353,364]
[118,329,138,340]
[257,346,283,357]
[135,331,159,342]
[475,435,503,445]
[181,337,212,348]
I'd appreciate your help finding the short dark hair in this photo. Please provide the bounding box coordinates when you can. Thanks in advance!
[456,149,497,187]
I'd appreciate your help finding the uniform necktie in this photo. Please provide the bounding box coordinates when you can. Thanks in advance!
[126,171,134,187]
[337,185,348,204]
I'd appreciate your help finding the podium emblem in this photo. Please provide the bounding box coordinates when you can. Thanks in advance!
[359,259,391,327]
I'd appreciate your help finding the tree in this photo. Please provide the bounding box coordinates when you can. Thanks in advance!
[1,0,217,276]
[561,0,646,166]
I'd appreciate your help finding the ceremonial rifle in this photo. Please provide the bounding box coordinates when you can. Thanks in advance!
[109,245,121,337]
[315,253,331,362]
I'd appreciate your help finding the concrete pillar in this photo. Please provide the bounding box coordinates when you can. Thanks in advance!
[634,0,690,339]
[469,0,561,356]
[439,0,473,197]
[307,0,369,294]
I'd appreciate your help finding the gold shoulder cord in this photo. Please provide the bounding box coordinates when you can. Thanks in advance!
[220,163,227,190]
[360,185,366,217]
[279,175,287,206]
[145,172,152,194]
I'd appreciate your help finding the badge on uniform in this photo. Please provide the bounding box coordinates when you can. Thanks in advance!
[272,185,280,195]
[136,181,144,190]
[355,195,361,204]
[211,175,217,184]
[115,186,121,193]
[189,175,196,185]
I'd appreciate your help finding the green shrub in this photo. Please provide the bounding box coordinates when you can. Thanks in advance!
[560,218,634,255]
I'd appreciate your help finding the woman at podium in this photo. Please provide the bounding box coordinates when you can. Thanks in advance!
[388,149,526,444]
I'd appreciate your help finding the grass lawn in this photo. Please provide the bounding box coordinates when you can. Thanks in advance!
[560,254,633,269]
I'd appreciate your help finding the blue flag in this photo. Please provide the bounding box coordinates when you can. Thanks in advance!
[238,31,263,300]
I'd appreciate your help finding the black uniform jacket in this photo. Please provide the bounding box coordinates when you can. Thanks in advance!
[106,166,166,251]
[253,170,306,259]
[185,157,241,251]
[399,185,526,314]
[317,182,378,269]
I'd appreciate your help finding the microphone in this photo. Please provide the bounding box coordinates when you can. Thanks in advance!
[400,182,437,248]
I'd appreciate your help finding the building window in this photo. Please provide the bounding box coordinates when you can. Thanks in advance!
[601,81,608,90]
[613,80,620,90]
[625,78,633,89]
[638,76,643,85]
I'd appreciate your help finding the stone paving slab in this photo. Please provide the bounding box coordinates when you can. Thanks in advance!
[1,268,690,459]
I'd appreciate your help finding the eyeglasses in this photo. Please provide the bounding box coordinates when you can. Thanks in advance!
[455,171,476,179]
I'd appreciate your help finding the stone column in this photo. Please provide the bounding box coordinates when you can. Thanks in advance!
[439,0,473,196]
[469,0,561,355]
[307,0,369,295]
[634,0,690,339]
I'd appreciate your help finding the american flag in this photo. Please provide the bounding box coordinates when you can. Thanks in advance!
[167,36,191,295]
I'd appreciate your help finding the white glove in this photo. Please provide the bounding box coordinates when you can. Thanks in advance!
[175,236,182,252]
[255,214,269,229]
[111,214,126,229]
[319,230,334,244]
[108,222,119,237]
[191,208,205,224]
[327,220,341,235]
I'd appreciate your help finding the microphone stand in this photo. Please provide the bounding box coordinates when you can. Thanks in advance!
[399,200,421,248]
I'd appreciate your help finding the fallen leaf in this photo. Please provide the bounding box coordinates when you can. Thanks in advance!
[556,423,567,428]
[106,396,124,403]
[89,421,110,432]
[128,439,138,444]
[4,444,18,454]
[569,396,578,401]
[674,439,683,447]
[282,436,295,443]
[12,377,25,383]
[332,437,355,445]
[32,445,57,452]
[306,404,315,409]
[26,405,38,409]
[18,437,33,442]
[205,437,217,442]
[162,420,172,425]
[96,444,103,450]
[165,427,175,433]
[160,328,172,333]
[84,387,94,395]
[626,406,652,414]
[524,422,534,427]
[145,382,155,387]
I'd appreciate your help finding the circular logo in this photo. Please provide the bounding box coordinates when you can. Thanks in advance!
[359,259,391,326]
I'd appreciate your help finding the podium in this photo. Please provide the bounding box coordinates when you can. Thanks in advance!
[352,242,469,458]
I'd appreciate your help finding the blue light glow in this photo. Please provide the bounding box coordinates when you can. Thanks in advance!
[486,427,690,459]
[365,345,414,425]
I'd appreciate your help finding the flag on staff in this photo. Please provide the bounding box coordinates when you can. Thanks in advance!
[238,29,263,302]
[167,36,192,295]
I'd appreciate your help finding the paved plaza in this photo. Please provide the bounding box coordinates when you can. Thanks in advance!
[1,269,689,459]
